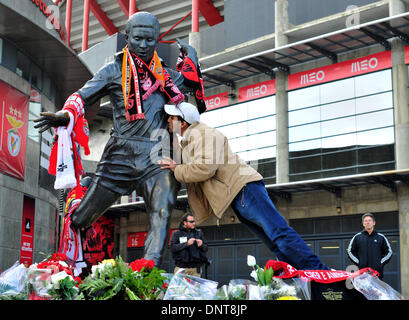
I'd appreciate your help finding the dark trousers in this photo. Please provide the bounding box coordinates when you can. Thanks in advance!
[231,180,329,270]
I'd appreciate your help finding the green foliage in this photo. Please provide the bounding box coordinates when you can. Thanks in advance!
[77,256,167,300]
[48,277,78,300]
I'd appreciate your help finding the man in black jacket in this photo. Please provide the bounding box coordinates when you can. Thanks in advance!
[170,213,208,277]
[347,212,393,279]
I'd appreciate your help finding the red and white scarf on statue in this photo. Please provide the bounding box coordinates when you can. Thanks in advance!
[122,46,185,121]
[48,93,90,197]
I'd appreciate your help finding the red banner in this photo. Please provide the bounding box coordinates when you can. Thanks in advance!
[0,81,29,180]
[20,196,35,266]
[205,92,229,110]
[238,79,276,102]
[128,229,178,247]
[267,260,379,283]
[128,231,148,248]
[405,45,409,64]
[288,50,392,90]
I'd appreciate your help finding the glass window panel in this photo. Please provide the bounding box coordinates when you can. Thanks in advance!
[321,99,355,121]
[288,86,320,110]
[28,89,41,142]
[320,78,355,104]
[218,122,248,139]
[43,72,52,98]
[357,127,395,146]
[321,116,356,137]
[31,63,42,90]
[247,96,275,119]
[355,92,393,114]
[290,219,314,235]
[289,139,321,153]
[356,110,393,132]
[245,131,276,149]
[374,212,399,230]
[247,116,276,134]
[342,215,364,233]
[319,241,341,255]
[245,146,276,161]
[290,154,321,174]
[16,51,30,81]
[289,123,321,142]
[315,218,340,234]
[289,106,320,126]
[322,150,356,170]
[358,144,394,165]
[0,38,3,65]
[322,132,356,149]
[229,137,249,153]
[223,102,250,124]
[354,70,392,96]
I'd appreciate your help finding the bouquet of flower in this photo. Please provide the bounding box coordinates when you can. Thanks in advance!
[352,271,404,300]
[0,261,28,300]
[247,255,303,300]
[216,279,256,300]
[27,253,80,300]
[163,270,218,300]
[77,257,167,300]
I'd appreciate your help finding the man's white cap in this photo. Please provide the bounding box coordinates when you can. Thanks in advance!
[164,102,200,124]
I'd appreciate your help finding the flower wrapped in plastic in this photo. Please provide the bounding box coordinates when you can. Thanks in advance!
[352,270,404,300]
[27,253,79,300]
[163,269,218,300]
[246,255,305,300]
[0,261,28,299]
[216,279,255,300]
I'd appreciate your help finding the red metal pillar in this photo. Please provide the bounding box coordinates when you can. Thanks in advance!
[82,0,90,52]
[65,0,72,47]
[192,0,199,32]
[129,0,136,17]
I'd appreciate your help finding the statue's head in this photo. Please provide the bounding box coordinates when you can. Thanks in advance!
[125,11,160,63]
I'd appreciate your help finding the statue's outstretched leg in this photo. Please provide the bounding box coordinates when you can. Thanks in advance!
[71,181,121,229]
[140,170,180,266]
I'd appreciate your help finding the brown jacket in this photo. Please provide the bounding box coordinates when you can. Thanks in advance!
[174,122,262,224]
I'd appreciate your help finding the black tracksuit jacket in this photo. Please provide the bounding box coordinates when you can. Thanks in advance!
[347,229,392,278]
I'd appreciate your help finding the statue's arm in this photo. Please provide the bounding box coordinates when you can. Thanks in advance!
[34,62,116,132]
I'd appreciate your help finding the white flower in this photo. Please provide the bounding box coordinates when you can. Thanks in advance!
[58,261,68,268]
[250,270,258,282]
[247,255,256,267]
[50,271,70,288]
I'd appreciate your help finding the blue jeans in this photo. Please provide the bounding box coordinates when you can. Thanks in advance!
[231,180,329,270]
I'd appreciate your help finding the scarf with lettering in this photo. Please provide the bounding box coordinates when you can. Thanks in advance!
[176,51,206,114]
[122,46,184,121]
[266,260,379,283]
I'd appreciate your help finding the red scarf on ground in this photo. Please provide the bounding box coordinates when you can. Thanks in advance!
[266,260,379,283]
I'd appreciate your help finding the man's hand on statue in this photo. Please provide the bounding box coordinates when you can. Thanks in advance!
[33,111,70,133]
[157,156,178,172]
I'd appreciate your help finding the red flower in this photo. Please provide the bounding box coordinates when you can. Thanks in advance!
[74,276,82,287]
[51,253,68,261]
[129,258,155,272]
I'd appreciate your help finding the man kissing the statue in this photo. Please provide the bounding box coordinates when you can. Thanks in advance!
[34,11,206,267]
